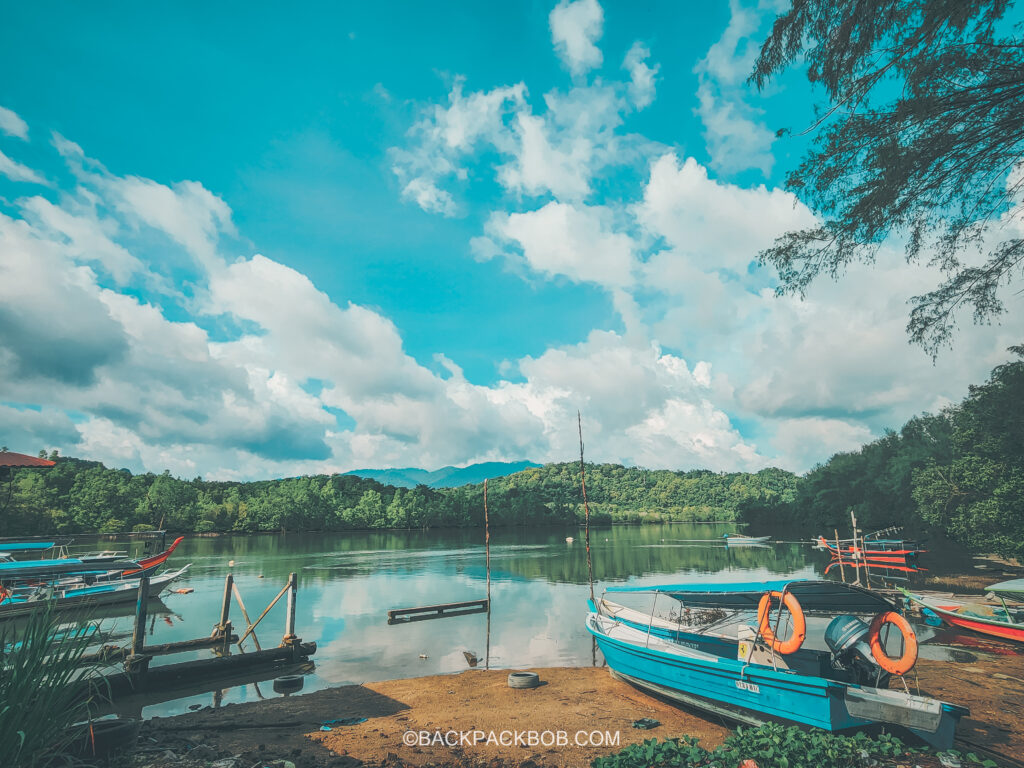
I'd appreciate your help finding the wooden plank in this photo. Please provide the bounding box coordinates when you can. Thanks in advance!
[79,634,241,664]
[387,598,489,624]
[102,641,317,697]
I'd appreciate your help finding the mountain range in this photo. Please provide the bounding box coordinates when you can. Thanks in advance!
[344,460,541,489]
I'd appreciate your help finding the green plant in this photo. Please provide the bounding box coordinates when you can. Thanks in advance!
[0,605,110,767]
[592,724,923,768]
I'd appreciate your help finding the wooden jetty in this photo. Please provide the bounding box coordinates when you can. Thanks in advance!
[81,571,316,698]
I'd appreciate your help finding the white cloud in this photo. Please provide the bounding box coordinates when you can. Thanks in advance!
[637,153,817,275]
[549,0,604,77]
[770,417,874,473]
[484,201,636,287]
[0,105,29,140]
[0,149,47,185]
[693,0,776,176]
[623,43,658,109]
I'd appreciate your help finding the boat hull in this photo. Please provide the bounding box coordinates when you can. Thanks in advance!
[588,614,966,749]
[0,566,189,619]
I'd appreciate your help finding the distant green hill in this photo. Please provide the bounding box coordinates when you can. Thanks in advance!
[344,461,541,488]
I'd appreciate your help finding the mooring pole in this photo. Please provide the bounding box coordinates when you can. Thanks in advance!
[578,411,594,602]
[834,528,846,583]
[131,575,150,656]
[124,575,152,683]
[484,479,491,671]
[215,572,233,643]
[283,572,298,646]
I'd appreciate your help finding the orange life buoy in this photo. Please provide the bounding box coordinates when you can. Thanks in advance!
[868,611,917,675]
[0,585,9,605]
[756,590,806,655]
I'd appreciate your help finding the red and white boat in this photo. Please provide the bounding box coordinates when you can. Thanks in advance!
[902,590,1024,644]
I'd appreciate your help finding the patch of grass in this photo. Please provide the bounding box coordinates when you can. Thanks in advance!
[0,605,109,767]
[591,723,958,768]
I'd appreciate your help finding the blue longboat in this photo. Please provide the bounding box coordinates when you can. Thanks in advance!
[586,579,968,749]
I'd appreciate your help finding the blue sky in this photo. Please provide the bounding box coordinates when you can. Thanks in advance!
[0,1,1020,479]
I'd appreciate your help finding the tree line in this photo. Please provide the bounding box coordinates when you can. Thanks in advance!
[0,457,796,536]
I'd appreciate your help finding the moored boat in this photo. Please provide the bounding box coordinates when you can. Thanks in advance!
[901,589,1024,644]
[587,580,968,749]
[0,564,190,619]
[987,578,1024,603]
[723,534,771,546]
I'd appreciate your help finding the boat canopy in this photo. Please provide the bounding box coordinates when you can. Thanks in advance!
[606,579,897,613]
[0,541,58,551]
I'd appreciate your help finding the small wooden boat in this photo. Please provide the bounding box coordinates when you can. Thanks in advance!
[0,565,190,619]
[987,578,1024,603]
[723,534,771,546]
[588,580,968,749]
[901,589,1024,644]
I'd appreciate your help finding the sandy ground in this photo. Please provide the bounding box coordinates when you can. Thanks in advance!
[138,654,1024,768]
[311,668,728,768]
[914,646,1024,763]
[142,667,728,767]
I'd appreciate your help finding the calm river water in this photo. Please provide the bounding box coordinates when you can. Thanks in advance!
[92,523,978,718]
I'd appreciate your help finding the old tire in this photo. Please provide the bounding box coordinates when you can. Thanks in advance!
[507,671,540,689]
[273,675,304,693]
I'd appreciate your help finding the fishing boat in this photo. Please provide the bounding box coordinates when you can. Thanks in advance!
[587,580,968,749]
[0,564,190,619]
[901,589,1024,644]
[987,578,1024,603]
[723,534,771,546]
[0,535,183,583]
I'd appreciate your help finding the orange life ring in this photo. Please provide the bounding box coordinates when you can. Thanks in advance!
[0,585,9,605]
[756,590,806,655]
[868,611,917,675]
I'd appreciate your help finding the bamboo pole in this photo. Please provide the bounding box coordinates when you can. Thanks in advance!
[484,479,491,672]
[284,572,298,645]
[578,411,594,602]
[834,528,846,583]
[232,581,262,651]
[237,580,290,648]
[131,576,151,656]
[215,573,233,639]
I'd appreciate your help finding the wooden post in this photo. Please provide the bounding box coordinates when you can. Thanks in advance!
[849,510,862,586]
[484,479,491,671]
[834,529,846,583]
[131,576,150,656]
[214,573,233,643]
[283,572,298,646]
[578,411,594,603]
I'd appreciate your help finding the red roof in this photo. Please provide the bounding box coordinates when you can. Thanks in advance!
[0,452,56,468]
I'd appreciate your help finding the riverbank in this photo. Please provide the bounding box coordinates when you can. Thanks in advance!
[131,654,1024,768]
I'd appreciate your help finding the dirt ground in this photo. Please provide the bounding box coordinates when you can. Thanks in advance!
[311,668,728,768]
[140,667,728,768]
[913,645,1024,763]
[136,654,1024,768]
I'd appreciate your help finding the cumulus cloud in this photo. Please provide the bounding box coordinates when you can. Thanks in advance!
[0,105,28,140]
[693,0,777,176]
[549,0,604,77]
[623,43,658,109]
[482,201,637,287]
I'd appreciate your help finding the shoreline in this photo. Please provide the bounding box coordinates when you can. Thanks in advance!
[134,654,1024,768]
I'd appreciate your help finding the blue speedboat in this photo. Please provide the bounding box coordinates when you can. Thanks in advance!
[587,580,967,749]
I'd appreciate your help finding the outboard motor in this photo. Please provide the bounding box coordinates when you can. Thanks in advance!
[825,615,890,687]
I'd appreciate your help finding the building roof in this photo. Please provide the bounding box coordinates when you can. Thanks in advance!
[0,451,56,468]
